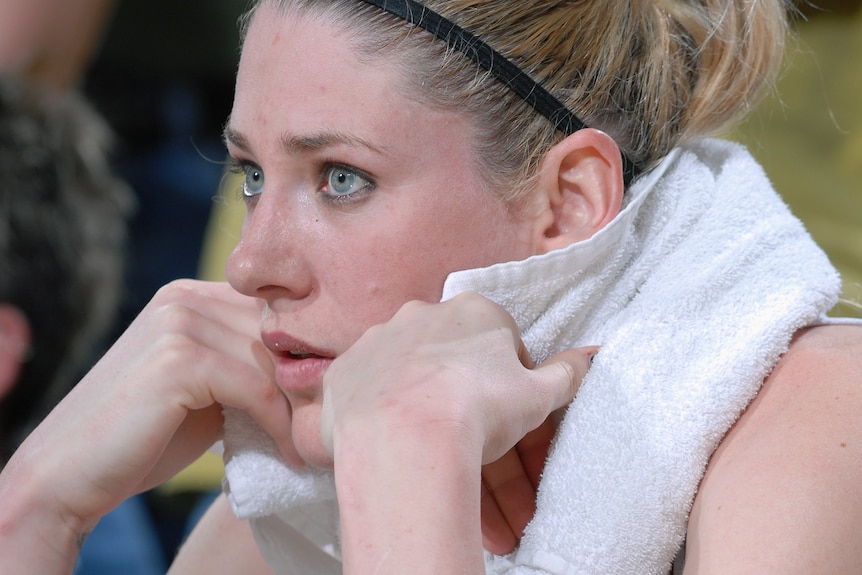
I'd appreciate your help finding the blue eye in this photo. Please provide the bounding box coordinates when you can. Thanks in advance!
[329,168,355,195]
[322,164,373,199]
[243,166,265,198]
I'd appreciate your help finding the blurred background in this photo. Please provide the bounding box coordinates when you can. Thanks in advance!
[729,0,862,317]
[1,0,247,572]
[79,1,248,571]
[1,0,860,572]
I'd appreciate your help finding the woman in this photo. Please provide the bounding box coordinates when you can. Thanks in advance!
[1,1,861,573]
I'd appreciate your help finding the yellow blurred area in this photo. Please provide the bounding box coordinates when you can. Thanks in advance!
[160,172,245,493]
[727,9,862,317]
[160,450,226,495]
[197,172,247,283]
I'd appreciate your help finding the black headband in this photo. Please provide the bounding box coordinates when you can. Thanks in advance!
[357,0,640,186]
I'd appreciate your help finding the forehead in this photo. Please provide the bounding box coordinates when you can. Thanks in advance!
[229,4,485,185]
[233,5,409,139]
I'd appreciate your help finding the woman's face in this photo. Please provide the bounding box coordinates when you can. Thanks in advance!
[225,5,540,467]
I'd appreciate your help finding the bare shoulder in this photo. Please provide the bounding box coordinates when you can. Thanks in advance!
[684,324,862,574]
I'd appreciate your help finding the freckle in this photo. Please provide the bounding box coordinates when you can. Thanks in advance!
[841,442,847,448]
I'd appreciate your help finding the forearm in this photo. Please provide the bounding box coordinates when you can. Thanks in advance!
[0,455,93,573]
[322,296,589,573]
[335,422,485,575]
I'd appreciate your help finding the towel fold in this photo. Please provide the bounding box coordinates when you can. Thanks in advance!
[222,409,341,572]
[223,138,841,574]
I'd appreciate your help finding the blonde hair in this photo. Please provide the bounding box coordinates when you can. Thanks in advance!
[245,0,790,204]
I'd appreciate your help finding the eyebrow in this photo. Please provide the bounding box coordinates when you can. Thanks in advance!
[223,125,388,157]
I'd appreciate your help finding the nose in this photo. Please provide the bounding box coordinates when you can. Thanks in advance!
[225,194,314,302]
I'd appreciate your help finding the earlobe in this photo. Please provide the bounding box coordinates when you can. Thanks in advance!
[531,129,625,254]
[0,304,31,401]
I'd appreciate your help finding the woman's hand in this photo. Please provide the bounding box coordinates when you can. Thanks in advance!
[480,348,594,555]
[0,280,296,572]
[480,414,559,555]
[320,292,593,573]
[321,292,588,464]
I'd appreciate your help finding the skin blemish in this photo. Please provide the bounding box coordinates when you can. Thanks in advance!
[841,442,847,448]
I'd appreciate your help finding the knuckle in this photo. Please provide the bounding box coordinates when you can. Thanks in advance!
[152,331,200,364]
[395,299,430,319]
[557,361,580,399]
[151,278,200,305]
[147,298,202,335]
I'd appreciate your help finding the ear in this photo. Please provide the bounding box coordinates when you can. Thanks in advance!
[529,128,624,254]
[0,304,31,401]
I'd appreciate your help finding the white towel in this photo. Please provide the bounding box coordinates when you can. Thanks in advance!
[222,138,841,574]
[222,408,341,572]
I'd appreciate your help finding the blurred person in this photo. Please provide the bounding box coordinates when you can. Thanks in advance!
[0,0,116,90]
[80,0,251,545]
[0,0,242,563]
[0,74,132,460]
[0,74,163,574]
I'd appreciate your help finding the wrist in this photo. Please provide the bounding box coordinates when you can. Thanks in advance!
[0,450,94,571]
[334,419,484,574]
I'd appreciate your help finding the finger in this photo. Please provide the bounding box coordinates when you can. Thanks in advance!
[147,280,262,340]
[157,284,299,464]
[482,449,536,540]
[480,479,518,555]
[130,302,299,466]
[152,279,252,310]
[530,346,598,414]
[516,336,535,369]
[164,303,299,466]
[139,404,225,491]
[180,342,300,466]
[515,416,558,489]
[233,388,301,467]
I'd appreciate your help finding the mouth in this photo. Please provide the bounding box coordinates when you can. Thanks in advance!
[261,331,335,394]
[286,351,324,360]
[261,330,334,359]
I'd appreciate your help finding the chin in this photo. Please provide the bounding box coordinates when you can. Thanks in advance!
[290,406,335,469]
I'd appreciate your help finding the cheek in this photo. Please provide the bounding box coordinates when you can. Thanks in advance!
[308,224,456,336]
[397,194,531,275]
[329,211,504,303]
[309,187,531,330]
[327,234,449,306]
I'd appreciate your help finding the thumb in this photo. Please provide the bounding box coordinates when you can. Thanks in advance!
[531,346,598,413]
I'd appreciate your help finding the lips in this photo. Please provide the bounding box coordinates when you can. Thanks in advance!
[261,331,334,395]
